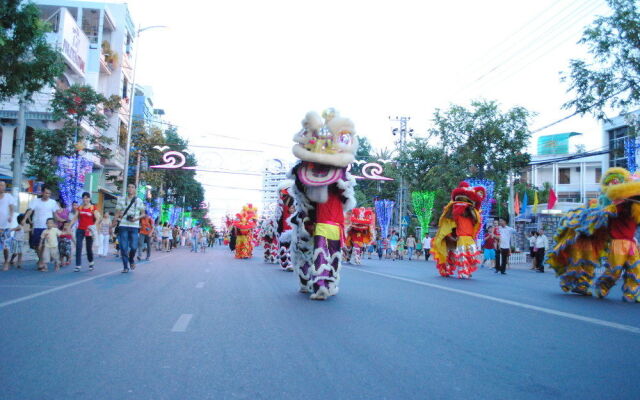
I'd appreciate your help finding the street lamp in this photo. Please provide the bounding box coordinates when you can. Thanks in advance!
[121,24,168,198]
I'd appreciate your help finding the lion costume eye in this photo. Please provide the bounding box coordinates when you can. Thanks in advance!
[338,133,352,146]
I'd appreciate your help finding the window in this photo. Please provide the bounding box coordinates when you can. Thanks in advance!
[608,126,629,167]
[595,167,602,183]
[559,168,571,184]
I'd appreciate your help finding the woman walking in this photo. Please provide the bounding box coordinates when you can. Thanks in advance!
[98,212,113,257]
[71,192,101,272]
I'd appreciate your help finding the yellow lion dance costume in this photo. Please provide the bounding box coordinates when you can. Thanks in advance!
[547,167,640,303]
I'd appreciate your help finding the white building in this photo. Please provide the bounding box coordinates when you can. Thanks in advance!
[0,0,136,212]
[261,159,293,218]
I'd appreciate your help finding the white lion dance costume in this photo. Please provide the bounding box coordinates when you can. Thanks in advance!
[260,218,279,264]
[288,109,358,300]
[431,182,485,279]
[275,180,294,271]
[344,207,376,265]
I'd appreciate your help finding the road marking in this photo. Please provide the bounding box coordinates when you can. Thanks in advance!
[345,267,640,335]
[171,314,193,332]
[0,253,174,309]
[195,282,205,289]
[0,285,57,288]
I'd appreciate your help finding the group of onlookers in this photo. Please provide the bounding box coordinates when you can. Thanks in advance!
[364,231,433,261]
[0,182,220,274]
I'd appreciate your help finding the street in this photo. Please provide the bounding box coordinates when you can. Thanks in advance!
[1,247,639,400]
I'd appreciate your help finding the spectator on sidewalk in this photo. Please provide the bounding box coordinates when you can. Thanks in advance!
[162,223,171,252]
[115,183,145,273]
[138,212,154,261]
[39,218,61,272]
[58,221,74,267]
[423,234,432,261]
[482,228,496,269]
[406,234,416,260]
[9,214,28,269]
[98,212,113,257]
[396,237,405,260]
[535,229,548,273]
[24,187,62,269]
[0,181,16,270]
[71,192,100,272]
[495,218,515,275]
[528,231,538,270]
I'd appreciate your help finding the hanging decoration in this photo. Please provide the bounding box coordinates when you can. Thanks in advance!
[624,137,637,173]
[464,178,495,245]
[150,147,196,170]
[56,156,93,207]
[374,199,395,239]
[160,203,171,224]
[349,162,394,181]
[411,191,435,240]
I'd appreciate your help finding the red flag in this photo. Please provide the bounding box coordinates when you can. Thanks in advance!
[514,192,521,215]
[548,188,557,210]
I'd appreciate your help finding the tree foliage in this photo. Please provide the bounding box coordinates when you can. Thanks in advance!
[562,0,640,118]
[0,0,64,101]
[26,85,120,191]
[401,100,534,222]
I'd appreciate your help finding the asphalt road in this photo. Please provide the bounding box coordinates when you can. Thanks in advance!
[1,246,639,400]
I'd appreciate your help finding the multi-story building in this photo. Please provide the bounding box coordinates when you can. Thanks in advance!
[0,0,136,212]
[133,84,166,129]
[261,159,292,218]
[525,132,607,211]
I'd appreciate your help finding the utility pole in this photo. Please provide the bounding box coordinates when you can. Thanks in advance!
[11,95,27,200]
[134,150,141,188]
[389,116,414,238]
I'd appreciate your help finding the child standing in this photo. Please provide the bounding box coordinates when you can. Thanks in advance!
[397,237,405,261]
[58,221,74,267]
[39,218,61,271]
[8,214,28,269]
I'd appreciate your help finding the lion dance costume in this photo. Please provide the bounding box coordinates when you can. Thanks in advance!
[260,218,279,264]
[431,182,485,279]
[233,204,258,259]
[548,167,640,303]
[343,207,376,265]
[288,109,358,300]
[275,180,295,271]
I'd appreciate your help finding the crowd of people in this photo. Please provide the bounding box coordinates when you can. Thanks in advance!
[0,183,222,274]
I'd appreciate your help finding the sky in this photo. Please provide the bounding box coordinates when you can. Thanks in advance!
[118,0,613,223]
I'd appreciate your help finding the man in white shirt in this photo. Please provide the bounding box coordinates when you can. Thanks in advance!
[0,181,16,270]
[115,183,145,273]
[495,218,515,275]
[24,187,63,267]
[422,234,432,261]
[534,229,549,273]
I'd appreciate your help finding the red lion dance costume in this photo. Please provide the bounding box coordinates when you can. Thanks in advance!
[275,180,295,271]
[344,207,376,265]
[431,182,485,279]
[289,109,358,300]
[233,204,258,259]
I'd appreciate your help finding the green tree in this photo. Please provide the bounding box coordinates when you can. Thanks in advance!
[0,0,64,101]
[562,0,640,118]
[26,84,120,190]
[402,100,534,220]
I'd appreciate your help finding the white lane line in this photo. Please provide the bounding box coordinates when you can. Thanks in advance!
[0,285,57,288]
[344,267,640,335]
[0,253,174,309]
[195,282,205,289]
[171,314,193,332]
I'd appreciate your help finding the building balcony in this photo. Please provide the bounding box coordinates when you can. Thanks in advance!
[103,145,125,170]
[99,54,113,75]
